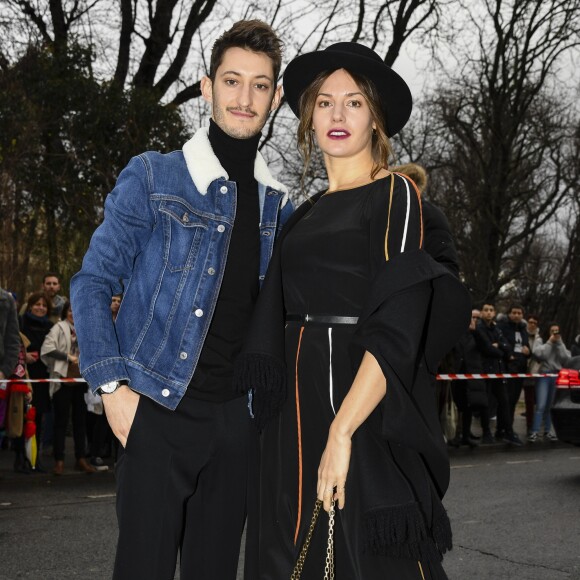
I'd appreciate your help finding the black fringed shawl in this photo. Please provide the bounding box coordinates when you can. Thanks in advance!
[235,191,471,562]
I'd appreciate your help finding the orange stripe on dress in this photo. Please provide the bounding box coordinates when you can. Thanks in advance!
[294,326,305,546]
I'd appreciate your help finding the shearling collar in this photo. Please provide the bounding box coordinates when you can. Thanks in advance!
[182,126,289,198]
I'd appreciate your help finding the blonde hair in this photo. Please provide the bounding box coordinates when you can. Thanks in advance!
[392,163,428,192]
[297,69,394,192]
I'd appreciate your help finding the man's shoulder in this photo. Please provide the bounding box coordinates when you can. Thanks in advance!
[0,288,15,306]
[137,149,186,170]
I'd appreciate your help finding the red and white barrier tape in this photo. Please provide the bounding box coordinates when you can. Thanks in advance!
[0,372,558,385]
[437,373,557,380]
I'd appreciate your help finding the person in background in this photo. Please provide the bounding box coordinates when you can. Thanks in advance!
[41,302,95,474]
[528,322,570,442]
[475,302,523,446]
[110,294,122,321]
[0,287,20,391]
[391,163,459,278]
[7,332,34,473]
[570,332,580,358]
[42,273,68,323]
[87,294,123,470]
[18,292,53,469]
[498,304,530,428]
[523,314,541,434]
[450,309,487,447]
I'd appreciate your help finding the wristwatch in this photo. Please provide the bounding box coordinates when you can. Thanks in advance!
[97,380,127,395]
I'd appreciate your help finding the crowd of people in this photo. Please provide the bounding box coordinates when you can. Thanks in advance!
[0,273,121,474]
[445,303,578,448]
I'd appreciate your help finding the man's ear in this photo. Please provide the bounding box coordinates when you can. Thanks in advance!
[270,84,283,112]
[201,76,213,105]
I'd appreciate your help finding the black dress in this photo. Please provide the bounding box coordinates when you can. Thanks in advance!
[256,176,448,579]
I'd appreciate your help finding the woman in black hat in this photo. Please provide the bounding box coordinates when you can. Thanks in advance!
[240,43,470,579]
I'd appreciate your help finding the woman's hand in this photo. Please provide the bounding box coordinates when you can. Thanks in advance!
[67,354,79,364]
[317,427,352,512]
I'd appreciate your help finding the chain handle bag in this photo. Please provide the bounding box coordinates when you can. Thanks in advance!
[291,499,335,580]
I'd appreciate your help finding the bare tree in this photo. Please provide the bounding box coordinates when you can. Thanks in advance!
[0,0,445,294]
[401,0,580,303]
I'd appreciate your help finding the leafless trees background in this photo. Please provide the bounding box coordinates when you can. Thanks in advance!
[1,0,579,339]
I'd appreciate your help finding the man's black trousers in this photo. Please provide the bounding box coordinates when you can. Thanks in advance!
[113,393,257,580]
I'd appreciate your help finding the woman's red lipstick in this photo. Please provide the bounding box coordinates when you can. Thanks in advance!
[327,129,350,139]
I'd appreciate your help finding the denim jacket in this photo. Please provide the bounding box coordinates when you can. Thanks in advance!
[70,127,292,410]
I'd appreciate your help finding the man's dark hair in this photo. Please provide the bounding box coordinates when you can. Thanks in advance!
[43,272,60,283]
[481,302,495,310]
[209,20,283,81]
[508,304,524,314]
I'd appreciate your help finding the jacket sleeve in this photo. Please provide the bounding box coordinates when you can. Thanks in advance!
[1,294,20,377]
[70,155,155,391]
[532,338,551,361]
[474,325,504,358]
[556,342,572,364]
[496,327,511,356]
[40,323,69,377]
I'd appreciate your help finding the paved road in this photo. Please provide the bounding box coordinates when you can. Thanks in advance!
[2,440,579,579]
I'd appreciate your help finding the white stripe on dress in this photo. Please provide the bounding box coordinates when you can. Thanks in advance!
[328,328,336,415]
[400,176,411,252]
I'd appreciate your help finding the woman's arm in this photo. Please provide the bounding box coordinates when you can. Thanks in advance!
[317,351,386,511]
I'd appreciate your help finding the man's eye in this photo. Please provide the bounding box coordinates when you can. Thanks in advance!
[225,79,237,86]
[256,83,269,90]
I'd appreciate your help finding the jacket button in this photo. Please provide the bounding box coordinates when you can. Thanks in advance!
[182,213,189,223]
[217,225,225,233]
[195,309,204,317]
[179,351,188,360]
[161,389,170,397]
[220,185,228,194]
[208,267,215,275]
[262,231,271,236]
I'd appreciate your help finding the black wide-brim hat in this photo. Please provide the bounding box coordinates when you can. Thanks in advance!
[283,42,412,137]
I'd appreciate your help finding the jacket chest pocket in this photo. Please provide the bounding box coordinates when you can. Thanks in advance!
[159,201,208,272]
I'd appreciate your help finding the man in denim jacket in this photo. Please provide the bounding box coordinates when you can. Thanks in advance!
[71,21,291,580]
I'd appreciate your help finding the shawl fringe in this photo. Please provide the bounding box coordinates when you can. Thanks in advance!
[234,353,286,430]
[362,502,443,562]
[432,497,453,554]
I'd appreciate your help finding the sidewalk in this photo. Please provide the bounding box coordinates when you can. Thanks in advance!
[0,434,115,482]
[1,404,567,480]
[446,401,568,455]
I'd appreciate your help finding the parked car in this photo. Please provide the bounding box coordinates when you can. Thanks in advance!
[551,365,580,446]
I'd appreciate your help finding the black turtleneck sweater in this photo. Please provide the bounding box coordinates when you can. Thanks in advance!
[187,119,261,401]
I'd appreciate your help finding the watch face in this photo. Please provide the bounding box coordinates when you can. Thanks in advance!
[101,382,118,393]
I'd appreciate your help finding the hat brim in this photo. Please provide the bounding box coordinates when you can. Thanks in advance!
[283,50,412,137]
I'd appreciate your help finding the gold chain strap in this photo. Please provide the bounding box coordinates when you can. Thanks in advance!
[291,499,335,580]
[325,501,335,580]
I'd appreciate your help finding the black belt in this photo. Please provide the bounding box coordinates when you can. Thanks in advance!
[286,314,359,325]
